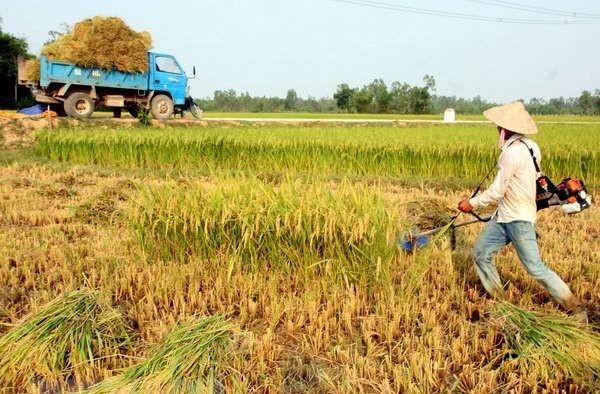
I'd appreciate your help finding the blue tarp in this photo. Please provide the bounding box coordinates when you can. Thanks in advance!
[17,104,44,116]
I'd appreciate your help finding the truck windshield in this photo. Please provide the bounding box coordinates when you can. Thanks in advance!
[155,57,182,74]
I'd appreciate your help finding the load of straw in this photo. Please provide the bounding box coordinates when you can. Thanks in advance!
[24,58,41,81]
[405,198,454,231]
[491,302,600,387]
[83,315,236,394]
[41,16,152,73]
[0,289,131,391]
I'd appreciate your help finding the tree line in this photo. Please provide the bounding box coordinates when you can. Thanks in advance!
[198,82,600,116]
[2,22,600,115]
[197,89,337,113]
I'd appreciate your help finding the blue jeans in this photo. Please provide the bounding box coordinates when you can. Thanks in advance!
[472,218,575,307]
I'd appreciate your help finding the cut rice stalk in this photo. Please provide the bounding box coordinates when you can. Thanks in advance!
[491,302,600,385]
[0,289,131,391]
[82,315,236,394]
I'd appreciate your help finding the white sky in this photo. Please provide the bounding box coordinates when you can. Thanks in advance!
[2,0,599,102]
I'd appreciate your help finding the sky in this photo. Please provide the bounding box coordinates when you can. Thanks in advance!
[2,0,599,102]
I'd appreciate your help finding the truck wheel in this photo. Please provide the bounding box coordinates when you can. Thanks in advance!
[189,103,203,119]
[150,95,174,120]
[64,92,95,119]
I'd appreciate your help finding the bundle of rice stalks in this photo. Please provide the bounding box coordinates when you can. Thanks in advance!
[24,58,40,81]
[0,289,131,391]
[405,198,453,231]
[491,302,600,386]
[83,315,236,394]
[42,16,152,73]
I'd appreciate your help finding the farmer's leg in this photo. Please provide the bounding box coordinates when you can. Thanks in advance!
[472,218,509,297]
[505,221,579,308]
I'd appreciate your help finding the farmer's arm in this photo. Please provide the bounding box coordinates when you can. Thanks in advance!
[469,151,517,209]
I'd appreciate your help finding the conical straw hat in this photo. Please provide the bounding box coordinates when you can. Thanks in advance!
[483,101,538,135]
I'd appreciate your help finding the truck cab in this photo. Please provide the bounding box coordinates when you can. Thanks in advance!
[150,53,187,106]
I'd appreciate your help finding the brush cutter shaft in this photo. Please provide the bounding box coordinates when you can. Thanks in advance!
[410,215,491,238]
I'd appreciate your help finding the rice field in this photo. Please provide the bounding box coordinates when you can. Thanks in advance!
[202,112,600,123]
[0,120,599,393]
[36,124,598,188]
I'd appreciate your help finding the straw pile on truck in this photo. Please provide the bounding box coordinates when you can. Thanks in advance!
[25,16,152,80]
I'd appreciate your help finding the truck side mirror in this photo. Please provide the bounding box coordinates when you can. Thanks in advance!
[193,66,196,77]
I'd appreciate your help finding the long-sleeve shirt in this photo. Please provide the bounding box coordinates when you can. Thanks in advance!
[469,134,540,224]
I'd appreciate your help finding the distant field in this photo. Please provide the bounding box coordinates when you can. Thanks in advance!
[201,112,600,123]
[3,109,600,123]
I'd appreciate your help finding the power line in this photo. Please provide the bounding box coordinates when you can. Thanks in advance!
[331,0,599,24]
[466,0,600,19]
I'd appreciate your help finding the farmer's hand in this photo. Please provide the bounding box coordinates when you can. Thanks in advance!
[458,198,473,213]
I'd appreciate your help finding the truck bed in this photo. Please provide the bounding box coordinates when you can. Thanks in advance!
[39,55,148,91]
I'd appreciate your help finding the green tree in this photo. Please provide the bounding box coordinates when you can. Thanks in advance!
[0,20,31,107]
[579,90,594,115]
[594,90,600,115]
[213,89,239,111]
[408,86,431,114]
[423,74,436,93]
[284,89,298,111]
[368,79,391,113]
[352,87,374,113]
[333,83,355,112]
[389,81,410,113]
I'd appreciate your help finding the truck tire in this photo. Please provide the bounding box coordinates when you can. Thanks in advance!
[64,92,95,119]
[189,103,203,119]
[150,95,174,120]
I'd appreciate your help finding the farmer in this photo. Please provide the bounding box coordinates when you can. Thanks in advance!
[457,101,586,320]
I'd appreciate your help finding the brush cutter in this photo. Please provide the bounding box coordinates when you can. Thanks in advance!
[398,213,492,252]
[397,162,496,254]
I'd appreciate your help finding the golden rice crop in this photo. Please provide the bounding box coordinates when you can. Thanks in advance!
[35,123,600,188]
[127,178,400,285]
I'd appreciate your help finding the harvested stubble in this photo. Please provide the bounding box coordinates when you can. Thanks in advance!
[41,16,152,73]
[490,302,600,389]
[0,289,131,391]
[74,180,134,224]
[81,315,235,394]
[128,179,399,284]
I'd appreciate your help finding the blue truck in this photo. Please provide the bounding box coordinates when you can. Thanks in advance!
[19,52,201,119]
